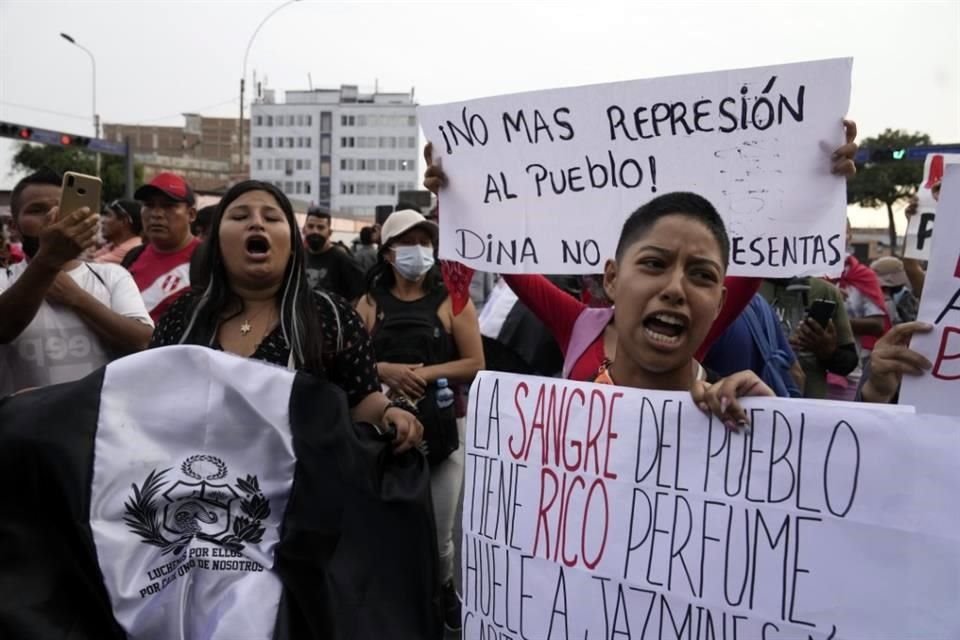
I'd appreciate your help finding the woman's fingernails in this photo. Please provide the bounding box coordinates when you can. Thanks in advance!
[720,397,729,414]
[724,419,736,431]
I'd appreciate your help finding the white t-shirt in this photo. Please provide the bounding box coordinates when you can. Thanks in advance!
[0,261,154,394]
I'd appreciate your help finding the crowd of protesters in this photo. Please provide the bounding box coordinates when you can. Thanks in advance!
[0,120,942,632]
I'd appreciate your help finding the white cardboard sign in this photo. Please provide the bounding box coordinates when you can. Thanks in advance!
[903,153,960,261]
[900,166,960,414]
[463,371,960,639]
[419,58,852,277]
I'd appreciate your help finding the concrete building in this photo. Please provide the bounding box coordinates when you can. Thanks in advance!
[103,114,249,192]
[850,226,903,262]
[249,84,419,220]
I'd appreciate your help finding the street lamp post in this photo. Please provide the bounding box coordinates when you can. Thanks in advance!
[60,32,100,175]
[239,0,301,177]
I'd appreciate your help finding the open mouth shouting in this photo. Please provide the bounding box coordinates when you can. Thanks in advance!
[642,311,688,348]
[244,234,271,262]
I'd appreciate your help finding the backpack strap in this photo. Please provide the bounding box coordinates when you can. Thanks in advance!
[120,244,146,270]
[562,307,614,379]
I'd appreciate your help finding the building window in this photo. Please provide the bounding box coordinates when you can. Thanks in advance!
[320,112,331,132]
[305,182,312,194]
[320,136,329,154]
[266,138,273,148]
[399,159,412,171]
[306,137,312,148]
[377,183,388,195]
[287,137,294,147]
[296,159,303,170]
[254,137,262,148]
[408,116,417,126]
[255,115,262,126]
[278,137,284,148]
[296,115,303,126]
[341,137,354,148]
[389,184,397,196]
[388,159,397,171]
[306,115,313,126]
[304,159,311,170]
[320,160,330,177]
[357,115,367,126]
[267,115,273,126]
[255,159,263,170]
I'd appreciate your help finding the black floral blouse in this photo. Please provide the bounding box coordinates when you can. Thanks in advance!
[150,290,380,407]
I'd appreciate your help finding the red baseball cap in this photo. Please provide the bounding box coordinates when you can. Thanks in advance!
[134,172,196,205]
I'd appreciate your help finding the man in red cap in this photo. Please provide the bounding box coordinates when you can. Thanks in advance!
[127,172,200,322]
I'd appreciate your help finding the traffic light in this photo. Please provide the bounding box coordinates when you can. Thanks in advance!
[0,122,33,140]
[59,134,92,148]
[867,148,909,163]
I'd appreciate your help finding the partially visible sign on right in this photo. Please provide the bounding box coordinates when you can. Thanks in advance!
[901,165,960,414]
[904,153,960,260]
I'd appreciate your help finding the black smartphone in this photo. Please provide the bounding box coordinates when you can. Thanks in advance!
[806,298,837,329]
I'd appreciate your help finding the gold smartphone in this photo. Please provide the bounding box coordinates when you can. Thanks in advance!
[59,171,102,220]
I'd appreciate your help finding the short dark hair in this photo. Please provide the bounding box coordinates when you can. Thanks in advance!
[615,192,729,268]
[106,199,143,235]
[306,206,331,223]
[359,226,375,245]
[10,168,62,217]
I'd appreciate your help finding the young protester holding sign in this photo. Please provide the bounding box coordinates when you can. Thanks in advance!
[594,191,776,428]
[423,120,858,389]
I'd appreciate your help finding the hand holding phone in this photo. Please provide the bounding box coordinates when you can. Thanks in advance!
[58,171,101,221]
[806,298,837,329]
[32,172,102,269]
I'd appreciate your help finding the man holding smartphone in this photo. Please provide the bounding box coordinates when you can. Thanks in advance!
[760,276,858,399]
[0,169,154,395]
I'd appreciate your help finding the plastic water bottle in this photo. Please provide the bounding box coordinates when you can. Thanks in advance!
[436,378,455,411]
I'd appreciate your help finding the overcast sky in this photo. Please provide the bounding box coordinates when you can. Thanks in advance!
[1,0,957,228]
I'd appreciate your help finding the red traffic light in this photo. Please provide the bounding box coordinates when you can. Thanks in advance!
[17,127,32,139]
[60,134,73,145]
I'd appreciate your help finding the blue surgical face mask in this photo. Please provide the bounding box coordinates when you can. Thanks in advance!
[393,245,435,281]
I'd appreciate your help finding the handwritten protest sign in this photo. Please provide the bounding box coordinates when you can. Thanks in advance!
[419,59,852,277]
[904,153,960,260]
[463,371,960,639]
[901,166,960,414]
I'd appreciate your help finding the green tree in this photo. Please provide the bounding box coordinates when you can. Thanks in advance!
[846,129,931,254]
[12,143,143,202]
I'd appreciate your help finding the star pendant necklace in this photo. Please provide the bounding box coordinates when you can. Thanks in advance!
[239,303,275,337]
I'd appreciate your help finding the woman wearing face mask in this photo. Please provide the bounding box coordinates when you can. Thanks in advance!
[355,209,484,632]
